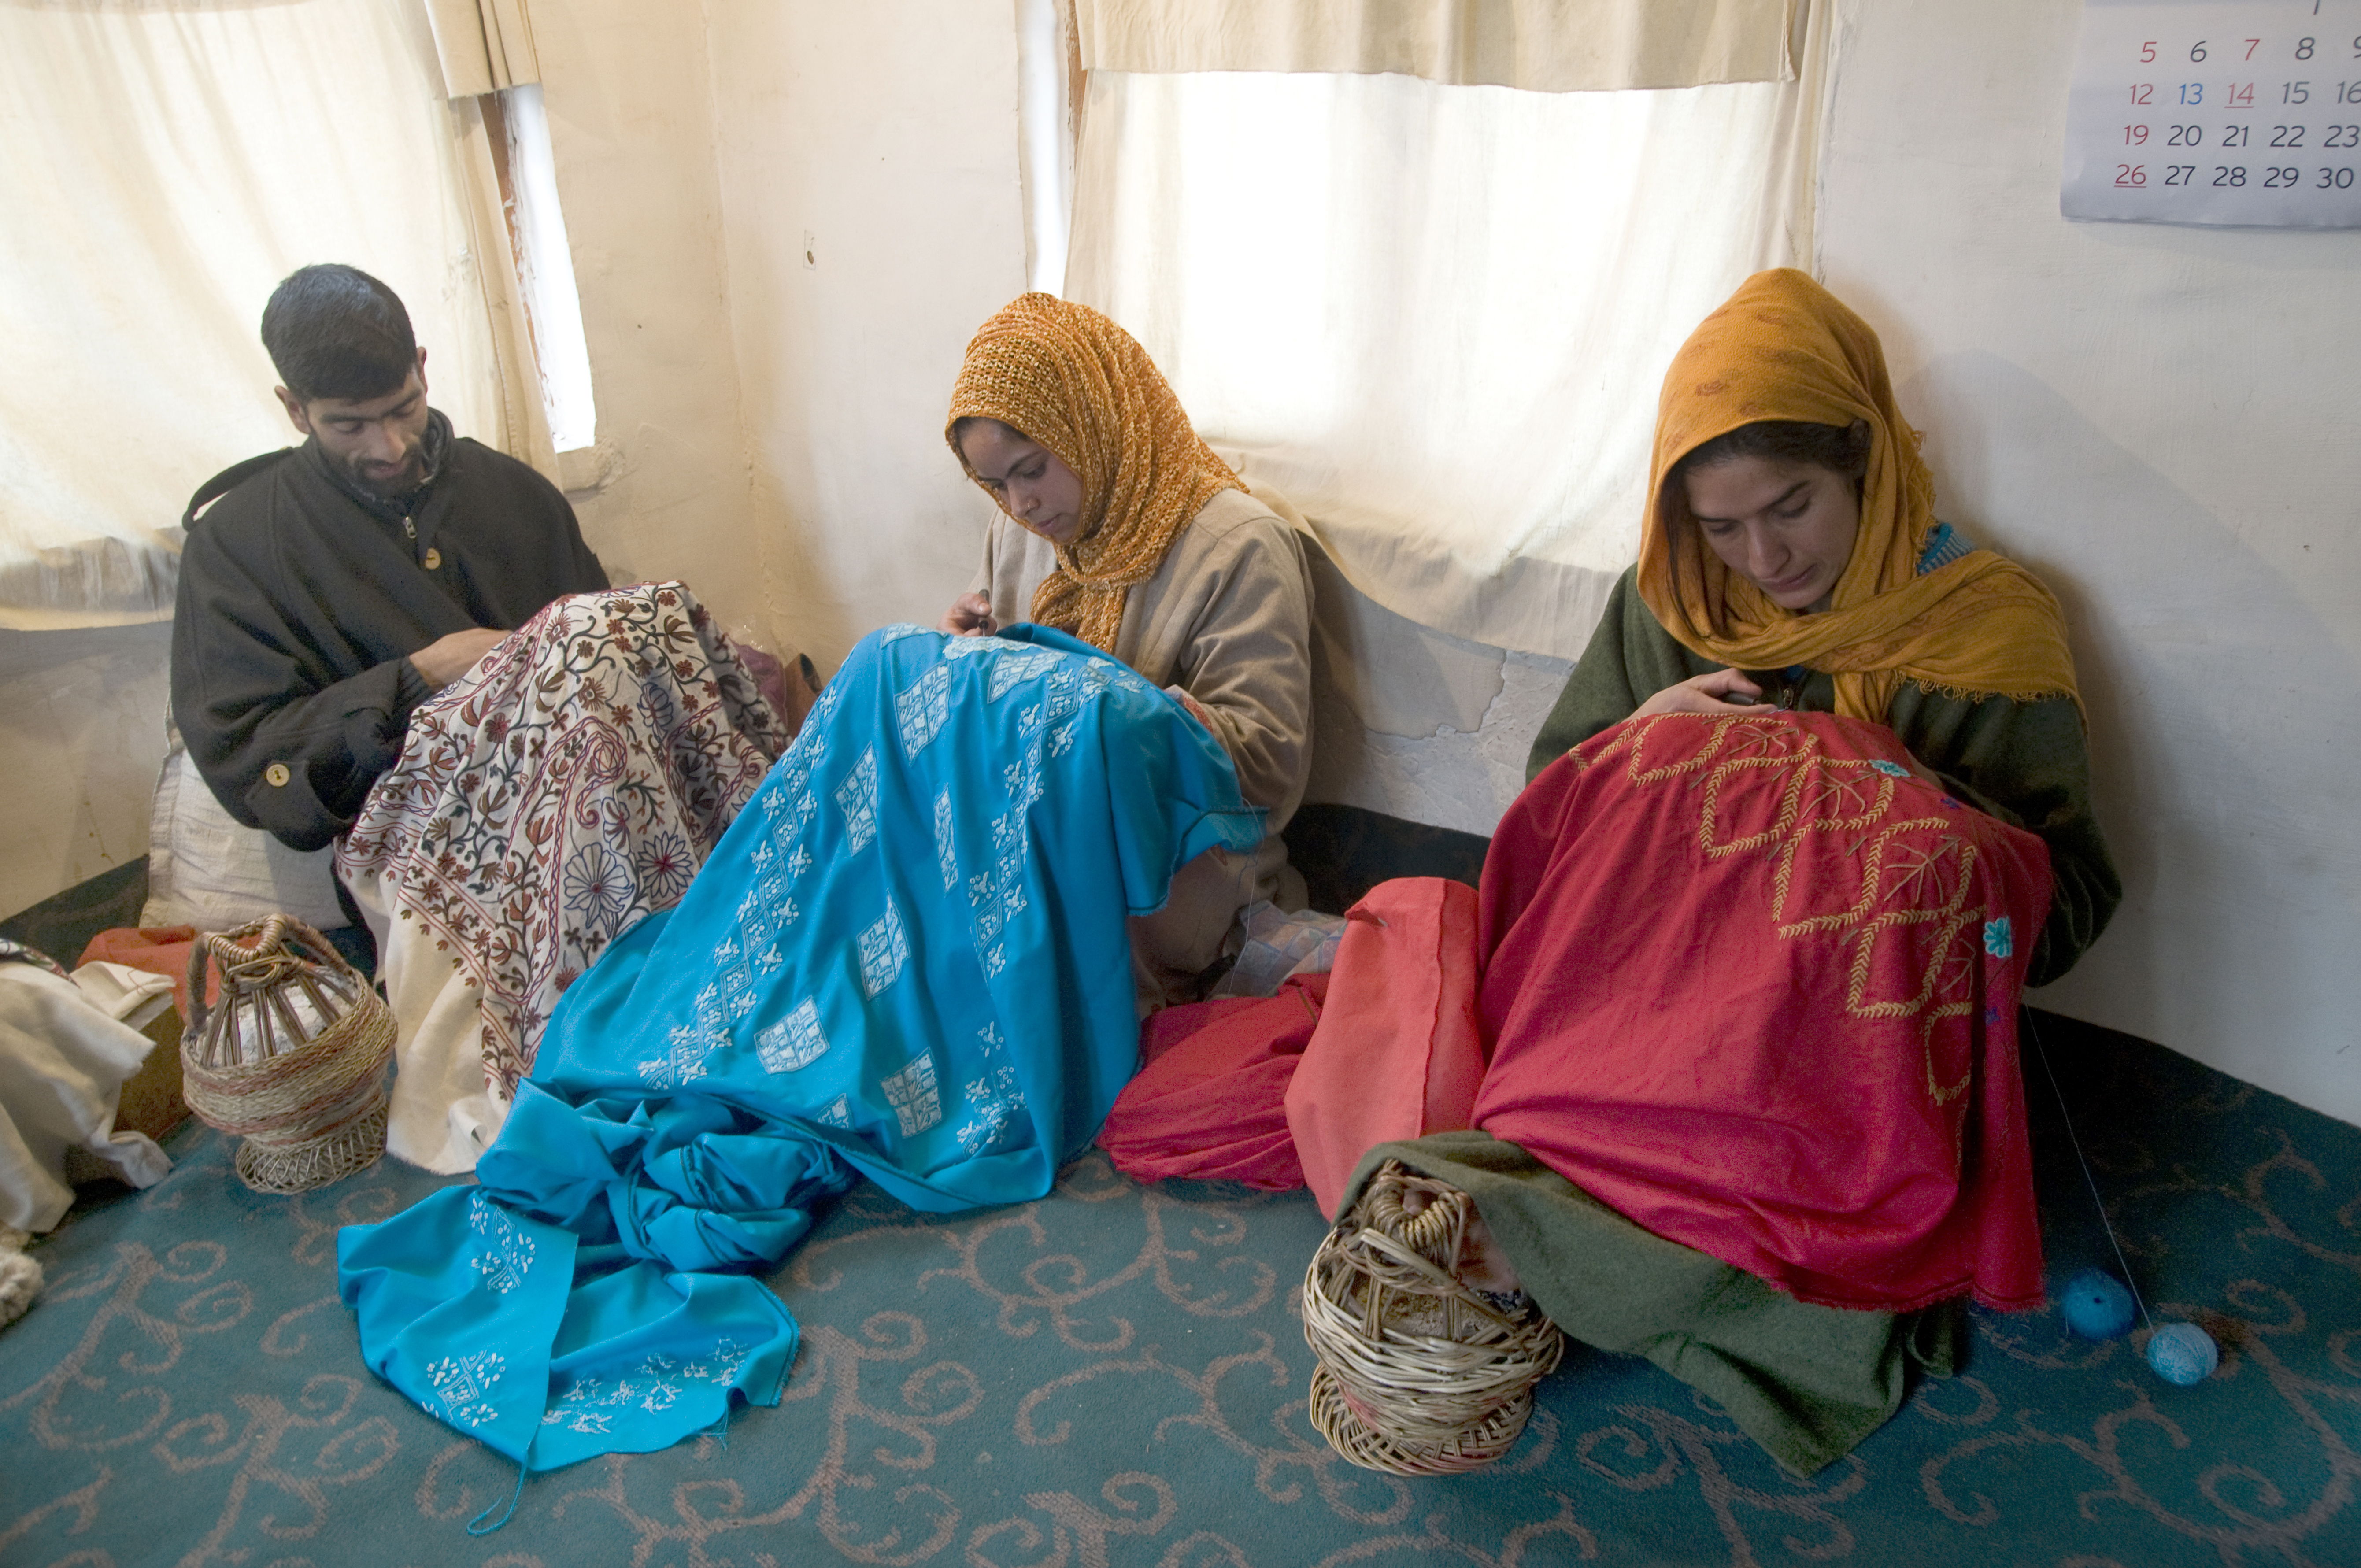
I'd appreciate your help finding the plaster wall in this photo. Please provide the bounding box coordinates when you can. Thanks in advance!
[703,0,1031,664]
[526,0,757,629]
[1814,0,2361,1122]
[1300,547,1570,838]
[0,627,169,921]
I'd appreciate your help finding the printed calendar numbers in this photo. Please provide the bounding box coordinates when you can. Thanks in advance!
[2065,0,2361,228]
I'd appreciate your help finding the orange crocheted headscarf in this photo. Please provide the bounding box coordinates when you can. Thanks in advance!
[947,293,1240,653]
[1637,269,2081,722]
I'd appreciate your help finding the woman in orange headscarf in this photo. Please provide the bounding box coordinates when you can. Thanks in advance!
[1528,269,2118,982]
[940,294,1314,998]
[1281,274,2120,1475]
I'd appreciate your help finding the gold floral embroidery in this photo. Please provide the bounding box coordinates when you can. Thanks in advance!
[1590,714,1999,1107]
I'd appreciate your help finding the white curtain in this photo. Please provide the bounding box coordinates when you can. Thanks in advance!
[421,0,538,97]
[1063,7,1828,660]
[0,0,509,631]
[1075,0,1795,93]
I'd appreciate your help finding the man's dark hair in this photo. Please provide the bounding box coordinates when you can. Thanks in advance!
[260,264,418,404]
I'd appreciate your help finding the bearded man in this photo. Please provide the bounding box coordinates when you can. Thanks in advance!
[171,264,609,851]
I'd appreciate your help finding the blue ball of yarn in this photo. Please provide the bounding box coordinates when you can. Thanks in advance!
[2061,1268,2136,1340]
[2146,1322,2219,1386]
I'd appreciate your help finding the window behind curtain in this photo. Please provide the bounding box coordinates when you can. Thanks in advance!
[0,0,508,629]
[1063,52,1821,661]
[485,83,596,454]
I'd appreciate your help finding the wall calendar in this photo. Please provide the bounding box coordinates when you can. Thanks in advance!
[2063,0,2361,226]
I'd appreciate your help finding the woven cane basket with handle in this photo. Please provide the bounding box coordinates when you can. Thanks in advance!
[181,915,396,1195]
[1303,1159,1565,1475]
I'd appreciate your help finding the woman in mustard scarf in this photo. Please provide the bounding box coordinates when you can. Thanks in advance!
[1528,269,2119,983]
[939,294,1314,998]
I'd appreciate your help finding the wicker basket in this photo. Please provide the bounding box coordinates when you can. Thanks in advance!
[1303,1160,1564,1475]
[181,916,396,1195]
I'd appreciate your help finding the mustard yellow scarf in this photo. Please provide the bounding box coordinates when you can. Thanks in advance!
[1638,269,2080,722]
[947,294,1239,653]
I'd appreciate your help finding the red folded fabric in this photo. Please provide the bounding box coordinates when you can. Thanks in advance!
[1098,972,1329,1188]
[1472,713,2050,1313]
[79,925,204,1021]
[1285,877,1487,1219]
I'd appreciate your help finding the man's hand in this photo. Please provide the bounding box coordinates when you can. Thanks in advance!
[940,592,998,637]
[411,627,508,689]
[1633,668,1776,719]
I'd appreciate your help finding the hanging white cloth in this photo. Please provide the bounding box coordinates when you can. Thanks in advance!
[1074,0,1796,93]
[421,0,540,97]
[0,0,511,630]
[1062,6,1828,660]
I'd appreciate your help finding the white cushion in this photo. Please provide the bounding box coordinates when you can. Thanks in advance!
[140,737,349,933]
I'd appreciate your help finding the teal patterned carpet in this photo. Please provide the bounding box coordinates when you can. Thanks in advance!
[3,1009,2357,1568]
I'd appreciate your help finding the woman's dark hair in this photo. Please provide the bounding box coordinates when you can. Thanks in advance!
[1671,420,1871,486]
[260,264,418,404]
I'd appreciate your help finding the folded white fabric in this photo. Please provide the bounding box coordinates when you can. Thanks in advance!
[0,954,174,1231]
[1209,900,1348,999]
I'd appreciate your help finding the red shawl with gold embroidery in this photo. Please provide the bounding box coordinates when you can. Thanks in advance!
[1472,710,2050,1313]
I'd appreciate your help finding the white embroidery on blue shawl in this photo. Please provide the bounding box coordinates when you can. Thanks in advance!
[934,790,958,892]
[957,653,1121,984]
[679,1338,751,1384]
[756,998,829,1073]
[629,1365,680,1411]
[956,1084,1021,1155]
[878,622,933,643]
[1017,662,1115,750]
[716,937,752,995]
[542,1341,737,1434]
[896,662,952,759]
[968,870,1003,946]
[954,1021,1027,1155]
[881,1050,943,1136]
[641,983,725,1087]
[469,1193,537,1295]
[426,1350,506,1429]
[836,747,880,853]
[949,647,1114,982]
[940,633,999,659]
[987,648,1061,700]
[857,899,909,998]
[641,1024,712,1088]
[736,872,796,939]
[787,844,813,878]
[541,1394,612,1435]
[767,732,828,843]
[815,1094,852,1129]
[993,810,1027,902]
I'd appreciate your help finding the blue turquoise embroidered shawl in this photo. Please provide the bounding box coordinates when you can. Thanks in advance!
[337,625,1264,1469]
